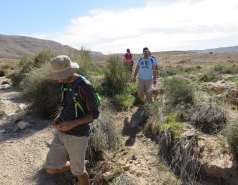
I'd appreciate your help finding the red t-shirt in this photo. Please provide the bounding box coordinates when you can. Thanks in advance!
[124,53,132,60]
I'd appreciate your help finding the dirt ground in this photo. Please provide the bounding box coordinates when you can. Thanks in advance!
[0,76,179,185]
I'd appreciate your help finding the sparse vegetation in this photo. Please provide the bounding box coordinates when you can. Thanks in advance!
[19,63,60,118]
[227,123,238,157]
[99,56,141,110]
[9,50,55,86]
[3,49,238,185]
[198,70,222,82]
[213,62,236,74]
[87,112,121,162]
[102,56,129,96]
[161,112,185,139]
[162,77,194,104]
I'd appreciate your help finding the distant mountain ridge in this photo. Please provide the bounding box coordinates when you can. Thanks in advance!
[0,34,104,58]
[191,45,238,53]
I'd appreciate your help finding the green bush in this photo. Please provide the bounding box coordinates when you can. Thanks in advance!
[214,62,235,74]
[111,82,140,110]
[20,63,60,118]
[9,50,55,86]
[161,112,184,139]
[114,93,135,110]
[162,77,194,104]
[102,56,129,96]
[144,101,161,117]
[198,70,221,82]
[227,123,238,157]
[160,67,178,77]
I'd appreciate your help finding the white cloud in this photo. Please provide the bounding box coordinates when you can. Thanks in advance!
[29,0,238,54]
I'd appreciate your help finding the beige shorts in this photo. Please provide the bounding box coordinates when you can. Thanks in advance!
[44,130,90,175]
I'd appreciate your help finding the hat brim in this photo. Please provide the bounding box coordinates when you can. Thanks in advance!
[50,62,79,80]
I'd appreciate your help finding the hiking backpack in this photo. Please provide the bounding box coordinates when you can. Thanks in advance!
[61,76,101,117]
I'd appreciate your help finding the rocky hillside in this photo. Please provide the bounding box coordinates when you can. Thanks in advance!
[0,34,104,58]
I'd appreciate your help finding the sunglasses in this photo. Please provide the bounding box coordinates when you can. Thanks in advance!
[143,51,149,54]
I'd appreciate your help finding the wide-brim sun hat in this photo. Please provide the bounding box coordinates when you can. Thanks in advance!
[50,55,79,80]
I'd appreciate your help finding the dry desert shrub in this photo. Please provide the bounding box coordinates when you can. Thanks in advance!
[0,60,19,76]
[87,111,120,162]
[9,50,55,86]
[20,63,61,118]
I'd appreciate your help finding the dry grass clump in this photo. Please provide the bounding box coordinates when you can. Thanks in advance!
[226,122,238,157]
[19,63,61,118]
[0,59,19,77]
[158,128,201,184]
[87,111,121,162]
[9,50,55,86]
[213,62,237,74]
[198,70,222,82]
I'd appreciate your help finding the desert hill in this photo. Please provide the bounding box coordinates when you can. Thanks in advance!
[191,45,238,53]
[0,34,103,58]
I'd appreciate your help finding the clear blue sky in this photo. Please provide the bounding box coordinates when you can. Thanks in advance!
[1,0,238,54]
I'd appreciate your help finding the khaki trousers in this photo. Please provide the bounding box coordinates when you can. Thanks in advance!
[137,78,153,103]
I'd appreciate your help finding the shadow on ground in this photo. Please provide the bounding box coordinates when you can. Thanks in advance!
[122,106,147,147]
[0,112,52,143]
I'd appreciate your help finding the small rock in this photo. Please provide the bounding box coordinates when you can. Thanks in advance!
[123,164,131,171]
[84,160,90,168]
[1,84,10,89]
[15,104,27,113]
[102,171,114,181]
[0,110,7,116]
[0,129,6,133]
[18,121,30,130]
[130,154,137,160]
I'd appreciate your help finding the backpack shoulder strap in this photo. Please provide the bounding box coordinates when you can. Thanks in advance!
[71,76,86,98]
[149,57,156,65]
[72,76,87,116]
[138,57,143,63]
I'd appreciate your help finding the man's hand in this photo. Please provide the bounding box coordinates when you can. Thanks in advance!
[52,117,61,128]
[57,121,76,131]
[133,78,136,84]
[153,80,157,86]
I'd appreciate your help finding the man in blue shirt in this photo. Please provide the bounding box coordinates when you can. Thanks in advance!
[133,47,157,104]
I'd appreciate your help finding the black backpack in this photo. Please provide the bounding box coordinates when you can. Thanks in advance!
[61,76,101,117]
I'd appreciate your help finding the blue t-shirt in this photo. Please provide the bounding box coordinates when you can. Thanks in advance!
[137,57,156,80]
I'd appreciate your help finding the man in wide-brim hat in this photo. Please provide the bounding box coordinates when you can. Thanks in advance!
[44,55,99,185]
